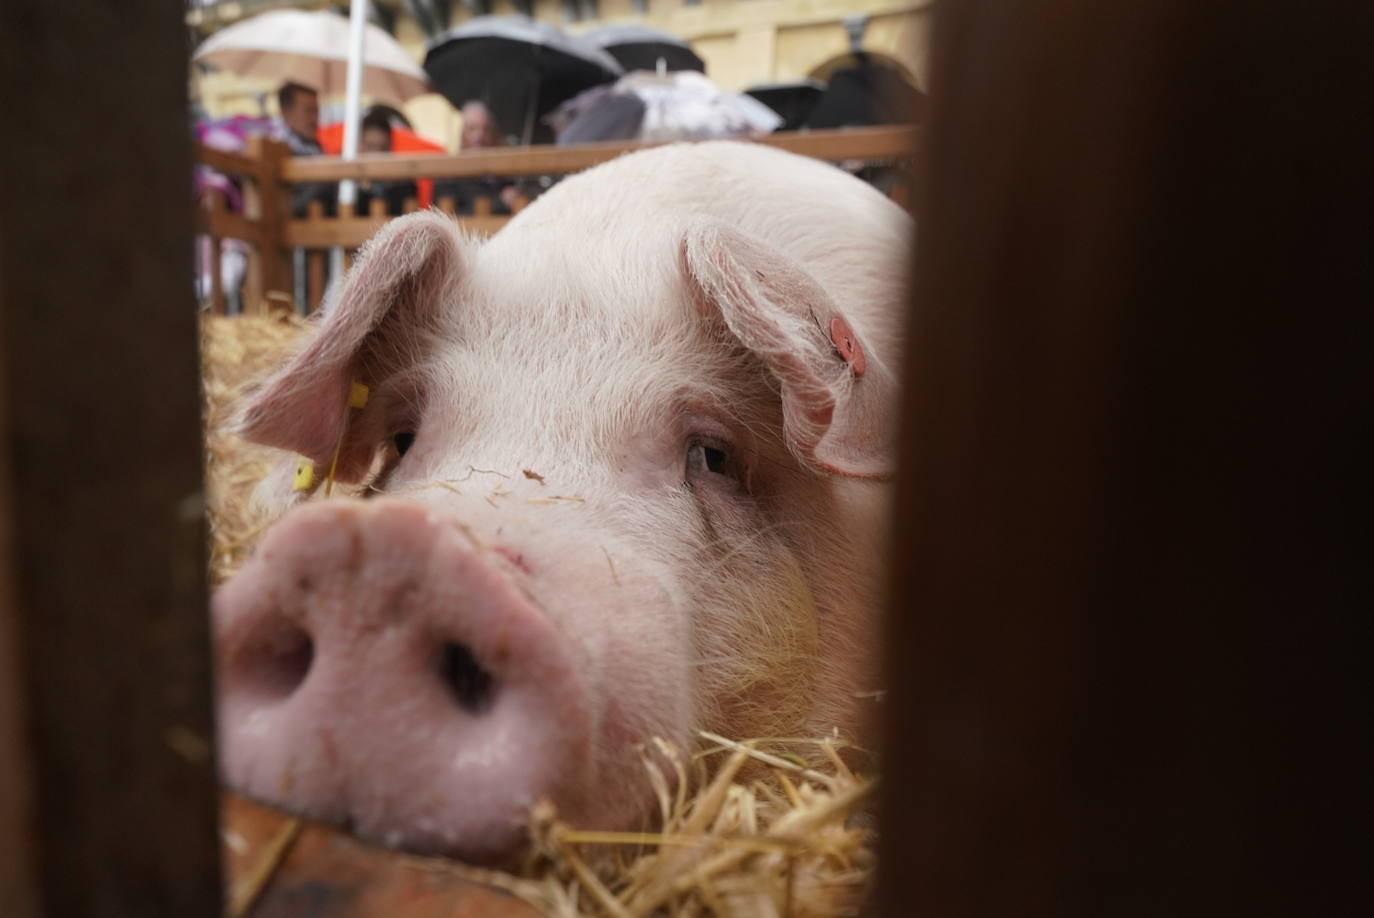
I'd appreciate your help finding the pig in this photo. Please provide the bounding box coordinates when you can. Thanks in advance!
[213,139,912,863]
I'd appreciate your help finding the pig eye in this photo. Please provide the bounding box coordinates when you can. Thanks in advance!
[393,432,415,456]
[686,439,740,485]
[702,446,728,475]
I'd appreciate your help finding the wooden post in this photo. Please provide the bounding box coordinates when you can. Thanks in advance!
[241,243,263,316]
[306,200,326,314]
[264,291,296,316]
[368,196,387,218]
[436,195,457,215]
[0,335,37,918]
[402,196,418,214]
[0,2,222,915]
[248,135,292,303]
[880,0,1366,915]
[473,196,492,217]
[307,251,326,315]
[337,202,356,274]
[238,147,265,315]
[206,193,226,316]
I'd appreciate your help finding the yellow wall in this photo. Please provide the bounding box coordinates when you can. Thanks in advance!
[191,0,933,152]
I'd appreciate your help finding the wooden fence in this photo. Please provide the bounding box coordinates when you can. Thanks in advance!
[193,125,919,316]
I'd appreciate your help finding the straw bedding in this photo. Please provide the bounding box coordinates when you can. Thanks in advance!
[201,314,878,918]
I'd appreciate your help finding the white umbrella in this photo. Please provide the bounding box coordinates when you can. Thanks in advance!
[551,71,782,145]
[192,8,428,105]
[196,4,413,289]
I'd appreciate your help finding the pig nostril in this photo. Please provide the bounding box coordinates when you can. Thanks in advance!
[239,627,314,701]
[441,643,496,715]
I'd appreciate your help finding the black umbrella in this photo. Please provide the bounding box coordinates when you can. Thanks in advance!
[744,79,826,132]
[805,56,926,129]
[581,23,704,74]
[423,15,623,145]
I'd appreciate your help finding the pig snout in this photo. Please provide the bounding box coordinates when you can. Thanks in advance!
[213,498,593,863]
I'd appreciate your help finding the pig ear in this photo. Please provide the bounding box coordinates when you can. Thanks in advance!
[682,220,897,479]
[237,211,465,480]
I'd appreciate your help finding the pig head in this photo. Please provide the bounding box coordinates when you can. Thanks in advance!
[214,142,911,863]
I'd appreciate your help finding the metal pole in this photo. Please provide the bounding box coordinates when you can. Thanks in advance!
[333,0,369,281]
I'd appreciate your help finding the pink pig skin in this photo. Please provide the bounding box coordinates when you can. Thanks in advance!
[215,140,913,863]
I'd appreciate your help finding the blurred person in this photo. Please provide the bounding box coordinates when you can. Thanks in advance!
[461,99,504,149]
[272,81,336,217]
[355,107,418,217]
[367,102,412,131]
[434,100,543,215]
[192,116,258,312]
[360,107,393,154]
[274,81,321,153]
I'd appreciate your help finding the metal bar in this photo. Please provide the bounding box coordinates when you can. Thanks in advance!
[337,0,369,209]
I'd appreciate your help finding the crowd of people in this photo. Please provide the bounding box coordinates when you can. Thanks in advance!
[194,82,542,311]
[267,81,533,218]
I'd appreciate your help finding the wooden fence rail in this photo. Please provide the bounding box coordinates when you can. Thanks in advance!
[193,125,919,316]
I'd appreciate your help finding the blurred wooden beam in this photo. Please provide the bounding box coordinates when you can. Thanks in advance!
[0,1,222,915]
[880,0,1367,915]
[281,125,919,182]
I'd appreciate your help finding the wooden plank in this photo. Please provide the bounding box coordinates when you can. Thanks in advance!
[204,191,226,314]
[282,126,919,182]
[210,233,225,315]
[880,0,1366,916]
[307,249,325,316]
[286,214,510,248]
[195,207,264,247]
[248,136,292,301]
[196,143,262,178]
[0,309,38,918]
[0,2,222,915]
[242,243,264,316]
[759,125,918,161]
[286,216,387,247]
[222,794,543,918]
[239,147,267,314]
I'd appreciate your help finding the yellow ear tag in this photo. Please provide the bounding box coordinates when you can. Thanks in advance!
[348,381,369,409]
[322,381,370,498]
[293,459,315,492]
